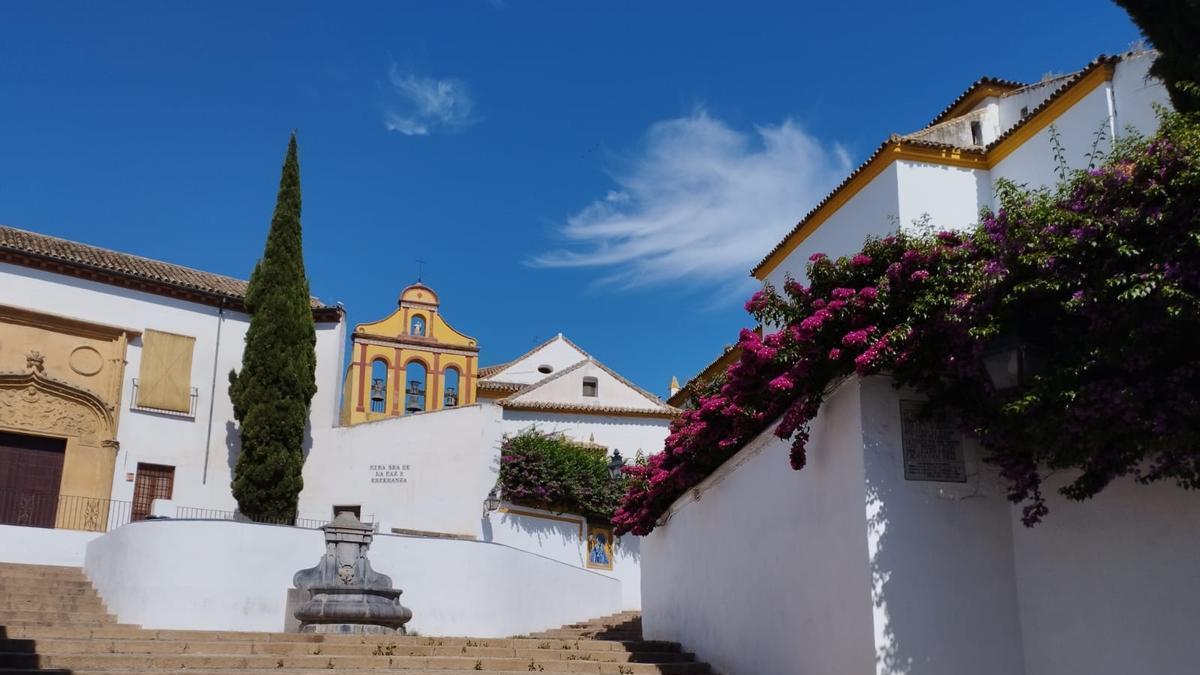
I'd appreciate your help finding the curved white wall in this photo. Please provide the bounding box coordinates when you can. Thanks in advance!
[84,519,621,637]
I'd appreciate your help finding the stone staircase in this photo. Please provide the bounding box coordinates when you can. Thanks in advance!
[0,562,708,674]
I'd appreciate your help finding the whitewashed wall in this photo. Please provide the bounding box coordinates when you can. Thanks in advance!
[763,162,901,288]
[0,523,102,566]
[500,409,671,460]
[484,504,642,610]
[0,263,346,514]
[643,379,876,675]
[858,377,1025,675]
[895,161,990,228]
[83,519,620,637]
[301,404,499,536]
[1010,473,1200,675]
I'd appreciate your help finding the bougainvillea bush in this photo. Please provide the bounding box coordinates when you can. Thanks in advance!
[614,113,1200,536]
[499,429,625,521]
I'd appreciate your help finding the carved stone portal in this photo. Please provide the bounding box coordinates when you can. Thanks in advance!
[292,511,413,634]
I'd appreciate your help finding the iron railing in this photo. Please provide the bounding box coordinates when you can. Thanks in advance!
[0,490,370,532]
[129,378,199,418]
[0,490,133,532]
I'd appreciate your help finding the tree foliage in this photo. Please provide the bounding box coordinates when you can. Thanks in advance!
[229,134,318,522]
[615,113,1200,536]
[499,429,626,522]
[1114,0,1200,113]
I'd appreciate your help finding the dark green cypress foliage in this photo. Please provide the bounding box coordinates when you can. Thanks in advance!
[1113,1,1200,113]
[229,134,317,522]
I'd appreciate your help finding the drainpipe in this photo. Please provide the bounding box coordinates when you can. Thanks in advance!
[201,298,226,484]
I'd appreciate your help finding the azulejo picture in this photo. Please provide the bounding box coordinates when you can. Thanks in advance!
[586,525,614,570]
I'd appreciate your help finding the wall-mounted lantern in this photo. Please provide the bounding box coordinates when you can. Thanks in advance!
[608,450,625,480]
[483,486,501,514]
[982,334,1047,391]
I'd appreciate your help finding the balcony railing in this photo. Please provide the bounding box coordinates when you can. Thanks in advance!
[130,378,199,418]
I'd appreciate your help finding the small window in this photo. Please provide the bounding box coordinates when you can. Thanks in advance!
[132,463,174,522]
[582,376,598,397]
[410,315,426,337]
[970,120,983,146]
[537,364,553,374]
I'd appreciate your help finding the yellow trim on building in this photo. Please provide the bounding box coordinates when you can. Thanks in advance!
[753,63,1116,281]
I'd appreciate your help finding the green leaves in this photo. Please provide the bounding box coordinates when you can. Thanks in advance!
[229,134,318,523]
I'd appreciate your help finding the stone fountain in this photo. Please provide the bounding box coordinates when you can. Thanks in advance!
[292,511,413,634]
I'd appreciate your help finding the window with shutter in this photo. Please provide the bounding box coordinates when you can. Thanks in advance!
[131,463,174,521]
[137,330,196,413]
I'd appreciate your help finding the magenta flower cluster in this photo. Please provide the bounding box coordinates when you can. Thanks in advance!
[614,112,1200,536]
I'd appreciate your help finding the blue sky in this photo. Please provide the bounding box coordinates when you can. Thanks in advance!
[0,2,1143,396]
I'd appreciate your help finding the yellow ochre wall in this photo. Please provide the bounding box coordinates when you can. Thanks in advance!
[342,284,479,425]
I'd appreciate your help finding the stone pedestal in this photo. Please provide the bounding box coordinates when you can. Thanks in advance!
[292,511,413,634]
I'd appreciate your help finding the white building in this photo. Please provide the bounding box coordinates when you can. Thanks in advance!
[0,224,347,524]
[0,225,671,619]
[753,51,1170,289]
[644,51,1200,675]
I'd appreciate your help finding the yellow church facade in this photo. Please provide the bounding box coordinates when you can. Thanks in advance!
[341,283,478,425]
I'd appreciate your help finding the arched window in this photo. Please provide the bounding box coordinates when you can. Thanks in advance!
[582,376,598,397]
[410,315,426,337]
[369,359,389,413]
[405,361,427,413]
[443,367,460,407]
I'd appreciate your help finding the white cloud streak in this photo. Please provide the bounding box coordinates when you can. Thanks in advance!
[530,110,851,290]
[385,66,476,136]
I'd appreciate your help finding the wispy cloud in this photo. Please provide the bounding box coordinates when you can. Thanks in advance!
[529,110,850,291]
[384,65,476,136]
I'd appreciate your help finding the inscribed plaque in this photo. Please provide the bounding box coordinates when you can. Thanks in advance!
[899,400,967,483]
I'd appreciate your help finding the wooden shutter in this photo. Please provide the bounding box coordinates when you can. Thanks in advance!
[137,329,195,412]
[131,463,174,521]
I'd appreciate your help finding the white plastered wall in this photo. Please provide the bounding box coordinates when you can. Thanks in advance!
[763,162,901,289]
[642,379,876,675]
[0,261,346,514]
[486,336,588,384]
[83,519,621,637]
[895,161,991,229]
[507,361,659,410]
[301,404,501,536]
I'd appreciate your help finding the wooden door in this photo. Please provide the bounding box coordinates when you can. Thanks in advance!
[0,431,66,528]
[131,463,174,521]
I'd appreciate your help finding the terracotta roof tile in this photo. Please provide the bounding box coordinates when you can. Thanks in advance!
[924,76,1025,128]
[0,224,340,318]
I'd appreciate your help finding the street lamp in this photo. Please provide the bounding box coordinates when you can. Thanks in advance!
[483,486,501,513]
[982,334,1047,391]
[608,450,625,480]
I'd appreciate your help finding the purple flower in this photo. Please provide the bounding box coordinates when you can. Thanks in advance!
[851,254,873,267]
[909,270,931,282]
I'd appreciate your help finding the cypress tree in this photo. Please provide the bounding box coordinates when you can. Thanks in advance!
[1113,1,1200,113]
[229,133,317,522]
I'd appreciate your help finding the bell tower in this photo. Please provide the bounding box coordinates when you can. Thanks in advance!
[340,283,479,425]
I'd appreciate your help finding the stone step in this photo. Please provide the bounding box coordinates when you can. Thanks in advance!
[0,562,87,577]
[0,638,691,663]
[0,581,98,594]
[0,611,115,623]
[56,667,681,672]
[0,628,678,654]
[30,653,709,673]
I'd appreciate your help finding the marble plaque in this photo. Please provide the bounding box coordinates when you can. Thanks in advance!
[900,400,967,483]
